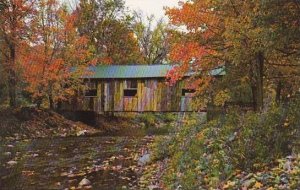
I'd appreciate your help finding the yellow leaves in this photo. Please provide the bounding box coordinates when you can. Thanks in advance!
[234,169,242,174]
[213,159,220,165]
[214,90,231,106]
[283,122,289,127]
[223,181,236,189]
[196,128,210,141]
[240,76,249,83]
[196,131,205,140]
[223,180,263,189]
[283,119,290,128]
[253,181,263,188]
[289,169,299,175]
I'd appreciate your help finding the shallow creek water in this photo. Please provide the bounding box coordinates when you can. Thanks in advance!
[0,135,153,190]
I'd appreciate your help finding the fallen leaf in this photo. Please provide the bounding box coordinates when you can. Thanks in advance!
[253,181,263,188]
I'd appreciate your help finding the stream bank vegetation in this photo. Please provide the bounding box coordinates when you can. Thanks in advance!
[148,98,300,189]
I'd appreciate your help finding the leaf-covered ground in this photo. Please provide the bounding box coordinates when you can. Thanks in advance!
[139,108,300,190]
[0,107,100,141]
[221,154,300,190]
[138,149,300,190]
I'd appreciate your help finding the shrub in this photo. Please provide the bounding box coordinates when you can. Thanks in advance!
[137,113,157,128]
[154,98,300,189]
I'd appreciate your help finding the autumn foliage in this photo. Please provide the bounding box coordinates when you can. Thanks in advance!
[165,0,300,110]
[17,0,95,108]
[0,0,36,107]
[0,0,299,111]
[165,1,223,102]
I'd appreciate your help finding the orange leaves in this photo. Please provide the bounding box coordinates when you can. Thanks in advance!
[166,0,220,37]
[166,65,185,85]
[0,0,35,50]
[99,57,113,65]
[189,77,212,92]
[166,1,203,30]
[18,0,93,106]
[167,41,213,86]
[165,0,223,96]
[170,42,208,63]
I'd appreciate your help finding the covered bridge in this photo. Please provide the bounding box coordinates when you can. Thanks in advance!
[64,64,224,114]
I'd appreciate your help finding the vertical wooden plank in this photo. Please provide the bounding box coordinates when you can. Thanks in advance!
[140,80,145,112]
[156,80,161,111]
[104,81,109,112]
[160,82,167,111]
[97,81,102,113]
[100,81,105,113]
[153,80,158,111]
[141,80,147,111]
[159,83,162,112]
[124,97,128,111]
[114,80,118,111]
[120,80,124,111]
[110,80,115,112]
[150,79,155,111]
[148,80,152,111]
[137,79,142,111]
[149,80,152,111]
[167,84,172,111]
[151,80,155,111]
[145,80,149,111]
[114,80,122,111]
[170,82,175,111]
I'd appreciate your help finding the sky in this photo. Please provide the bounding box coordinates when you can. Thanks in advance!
[62,0,180,19]
[125,0,180,19]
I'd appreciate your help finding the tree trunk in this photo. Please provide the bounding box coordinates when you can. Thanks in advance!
[49,94,54,110]
[251,85,258,111]
[275,81,282,104]
[36,97,42,109]
[6,2,19,108]
[250,52,264,111]
[256,51,264,110]
[56,101,62,111]
[8,45,16,107]
[48,84,54,109]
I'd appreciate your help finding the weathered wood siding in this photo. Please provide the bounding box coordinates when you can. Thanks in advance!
[67,78,196,113]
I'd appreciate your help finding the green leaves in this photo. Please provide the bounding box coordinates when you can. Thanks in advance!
[77,0,141,64]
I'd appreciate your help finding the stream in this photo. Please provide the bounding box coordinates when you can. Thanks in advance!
[0,135,154,190]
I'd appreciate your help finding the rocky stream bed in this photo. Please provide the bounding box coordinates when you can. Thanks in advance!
[0,135,157,190]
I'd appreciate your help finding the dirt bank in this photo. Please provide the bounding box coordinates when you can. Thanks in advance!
[0,107,100,141]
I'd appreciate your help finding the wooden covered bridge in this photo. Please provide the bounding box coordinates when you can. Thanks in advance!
[64,65,224,114]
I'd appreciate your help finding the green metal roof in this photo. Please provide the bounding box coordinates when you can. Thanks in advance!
[85,64,225,79]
